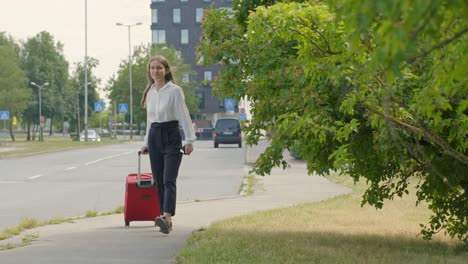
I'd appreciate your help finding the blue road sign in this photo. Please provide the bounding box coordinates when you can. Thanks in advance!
[94,102,105,112]
[224,98,235,112]
[239,113,247,121]
[0,110,10,120]
[119,104,128,113]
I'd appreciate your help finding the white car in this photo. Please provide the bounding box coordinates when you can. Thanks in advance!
[80,130,101,142]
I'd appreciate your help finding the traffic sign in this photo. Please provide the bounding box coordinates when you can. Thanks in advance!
[0,111,10,120]
[119,104,128,113]
[94,102,105,112]
[225,98,235,113]
[239,113,247,121]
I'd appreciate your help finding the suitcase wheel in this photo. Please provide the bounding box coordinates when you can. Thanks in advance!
[125,221,130,227]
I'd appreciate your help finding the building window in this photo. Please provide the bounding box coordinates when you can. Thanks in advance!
[152,9,158,24]
[204,71,212,81]
[173,8,181,24]
[181,29,189,44]
[182,73,190,83]
[197,91,205,109]
[196,8,203,23]
[180,0,188,2]
[203,0,211,2]
[152,30,166,44]
[176,50,182,59]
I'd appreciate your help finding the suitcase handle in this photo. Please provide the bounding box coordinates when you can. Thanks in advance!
[137,151,154,187]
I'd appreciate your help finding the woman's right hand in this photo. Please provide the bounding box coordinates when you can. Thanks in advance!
[140,147,149,155]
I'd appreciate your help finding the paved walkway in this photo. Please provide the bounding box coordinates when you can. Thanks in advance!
[0,140,350,263]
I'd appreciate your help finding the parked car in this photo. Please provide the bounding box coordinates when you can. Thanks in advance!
[80,129,101,142]
[92,128,111,138]
[213,118,242,148]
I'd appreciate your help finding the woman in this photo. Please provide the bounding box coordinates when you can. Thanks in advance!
[140,55,196,234]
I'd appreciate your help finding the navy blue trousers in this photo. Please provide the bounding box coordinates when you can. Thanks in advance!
[148,121,183,216]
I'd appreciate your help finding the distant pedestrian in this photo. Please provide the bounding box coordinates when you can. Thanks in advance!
[140,55,196,234]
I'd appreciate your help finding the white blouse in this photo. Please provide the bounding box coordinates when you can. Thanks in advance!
[143,81,196,148]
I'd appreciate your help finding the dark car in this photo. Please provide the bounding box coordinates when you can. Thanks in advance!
[213,118,242,148]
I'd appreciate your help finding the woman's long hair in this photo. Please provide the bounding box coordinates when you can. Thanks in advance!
[140,55,174,108]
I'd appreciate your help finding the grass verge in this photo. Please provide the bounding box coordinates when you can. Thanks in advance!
[240,175,258,195]
[0,135,123,159]
[0,205,124,251]
[177,174,467,264]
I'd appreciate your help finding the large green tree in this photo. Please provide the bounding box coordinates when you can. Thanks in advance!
[0,33,31,140]
[20,31,70,139]
[107,44,199,133]
[199,0,467,242]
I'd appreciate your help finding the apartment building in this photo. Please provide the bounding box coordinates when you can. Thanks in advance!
[150,0,235,120]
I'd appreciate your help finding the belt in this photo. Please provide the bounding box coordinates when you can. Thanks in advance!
[151,120,179,129]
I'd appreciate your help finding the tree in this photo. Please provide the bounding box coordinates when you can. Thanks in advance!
[199,0,467,242]
[0,33,31,140]
[20,31,70,139]
[106,44,199,133]
[68,58,101,133]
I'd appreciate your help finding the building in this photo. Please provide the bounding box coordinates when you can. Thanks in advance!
[150,0,236,121]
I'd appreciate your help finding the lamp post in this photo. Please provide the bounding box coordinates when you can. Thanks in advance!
[84,0,89,142]
[30,82,49,141]
[116,22,142,140]
[77,82,92,135]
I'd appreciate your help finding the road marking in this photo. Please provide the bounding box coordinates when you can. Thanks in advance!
[65,166,77,171]
[84,151,133,166]
[0,180,27,183]
[85,158,104,166]
[29,174,43,180]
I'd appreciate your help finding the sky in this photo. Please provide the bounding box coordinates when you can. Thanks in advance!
[0,0,151,97]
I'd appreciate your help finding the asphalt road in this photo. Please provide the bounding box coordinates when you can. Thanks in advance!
[0,140,246,230]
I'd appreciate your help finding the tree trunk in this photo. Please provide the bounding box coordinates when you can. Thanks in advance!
[27,121,31,141]
[31,124,37,141]
[9,121,15,142]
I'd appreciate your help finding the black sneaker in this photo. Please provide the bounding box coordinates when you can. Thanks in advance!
[156,216,172,234]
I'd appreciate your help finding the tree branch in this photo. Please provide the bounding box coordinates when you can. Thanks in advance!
[363,98,468,166]
[410,3,438,39]
[374,75,468,166]
[408,28,468,64]
[290,24,342,56]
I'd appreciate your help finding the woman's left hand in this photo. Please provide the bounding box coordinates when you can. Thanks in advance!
[183,144,193,155]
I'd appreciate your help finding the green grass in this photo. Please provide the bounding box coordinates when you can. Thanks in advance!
[177,174,467,264]
[240,175,258,195]
[0,205,125,250]
[85,211,98,218]
[0,134,124,159]
[0,217,73,242]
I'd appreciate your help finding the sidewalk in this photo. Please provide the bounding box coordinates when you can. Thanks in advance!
[0,140,350,263]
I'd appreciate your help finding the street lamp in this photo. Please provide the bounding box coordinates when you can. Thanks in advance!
[30,81,49,141]
[116,21,142,140]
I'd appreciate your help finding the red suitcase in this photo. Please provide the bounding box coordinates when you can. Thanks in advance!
[124,151,161,226]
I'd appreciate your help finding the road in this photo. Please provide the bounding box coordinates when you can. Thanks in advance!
[0,140,246,230]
